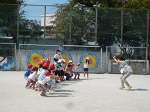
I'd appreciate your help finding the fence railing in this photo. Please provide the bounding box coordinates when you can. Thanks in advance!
[0,4,149,53]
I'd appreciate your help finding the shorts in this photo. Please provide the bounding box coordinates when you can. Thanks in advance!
[55,70,64,76]
[84,68,88,72]
[47,80,55,88]
[65,73,70,80]
[74,72,80,76]
[36,82,46,92]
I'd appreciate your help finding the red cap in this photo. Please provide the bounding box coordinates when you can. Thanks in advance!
[42,63,49,68]
[49,63,55,70]
[44,71,51,76]
[38,61,44,66]
[28,64,33,69]
[46,60,50,64]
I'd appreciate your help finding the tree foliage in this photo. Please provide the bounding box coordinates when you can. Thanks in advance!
[69,0,149,51]
[70,0,150,9]
[0,0,23,42]
[54,4,95,45]
[0,0,43,45]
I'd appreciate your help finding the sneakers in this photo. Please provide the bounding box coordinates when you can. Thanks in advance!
[40,93,46,96]
[119,86,132,90]
[119,86,125,90]
[127,86,132,91]
[49,90,54,93]
[56,80,61,83]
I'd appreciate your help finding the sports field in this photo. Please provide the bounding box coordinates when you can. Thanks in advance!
[0,71,150,112]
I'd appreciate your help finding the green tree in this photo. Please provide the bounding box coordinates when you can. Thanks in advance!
[0,0,23,43]
[70,0,150,8]
[54,4,95,45]
[19,18,43,44]
[70,0,149,48]
[0,0,43,46]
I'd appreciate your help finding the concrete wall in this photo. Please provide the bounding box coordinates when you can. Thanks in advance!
[1,48,149,74]
[17,50,103,73]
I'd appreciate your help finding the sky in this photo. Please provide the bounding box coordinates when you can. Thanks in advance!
[22,0,69,21]
[24,0,69,5]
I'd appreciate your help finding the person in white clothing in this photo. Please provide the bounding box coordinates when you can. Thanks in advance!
[36,71,52,96]
[38,63,49,80]
[53,49,62,65]
[113,56,133,90]
[73,63,80,79]
[83,57,91,79]
[26,67,38,89]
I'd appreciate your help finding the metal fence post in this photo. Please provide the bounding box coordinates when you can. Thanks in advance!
[146,10,149,74]
[121,9,124,47]
[43,5,46,44]
[69,6,72,44]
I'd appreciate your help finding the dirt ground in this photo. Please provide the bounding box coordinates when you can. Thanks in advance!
[0,71,150,112]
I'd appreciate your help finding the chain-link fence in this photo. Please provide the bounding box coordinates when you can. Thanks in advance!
[0,4,149,49]
[106,46,149,74]
[0,43,16,70]
[0,4,150,73]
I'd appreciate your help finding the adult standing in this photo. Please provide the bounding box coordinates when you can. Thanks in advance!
[53,49,62,65]
[113,56,133,90]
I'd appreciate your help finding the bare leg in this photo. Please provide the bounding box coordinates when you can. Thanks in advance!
[84,72,85,77]
[87,71,89,79]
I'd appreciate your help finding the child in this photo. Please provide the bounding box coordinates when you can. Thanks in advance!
[73,63,80,79]
[83,57,91,79]
[64,65,71,80]
[26,67,38,89]
[36,71,52,96]
[47,70,59,93]
[68,60,74,78]
[24,64,33,81]
[38,63,49,80]
[113,56,133,90]
[54,59,64,82]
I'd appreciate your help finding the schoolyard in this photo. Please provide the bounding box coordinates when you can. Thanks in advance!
[0,71,150,112]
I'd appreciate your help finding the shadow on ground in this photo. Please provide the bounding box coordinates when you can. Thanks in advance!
[130,88,148,91]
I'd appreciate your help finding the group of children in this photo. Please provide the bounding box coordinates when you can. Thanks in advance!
[24,49,133,96]
[24,49,91,96]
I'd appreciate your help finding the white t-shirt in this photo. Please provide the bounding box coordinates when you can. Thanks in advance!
[28,71,37,81]
[84,62,89,68]
[38,75,50,85]
[38,69,46,80]
[54,53,62,60]
[36,68,43,79]
[74,66,80,72]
